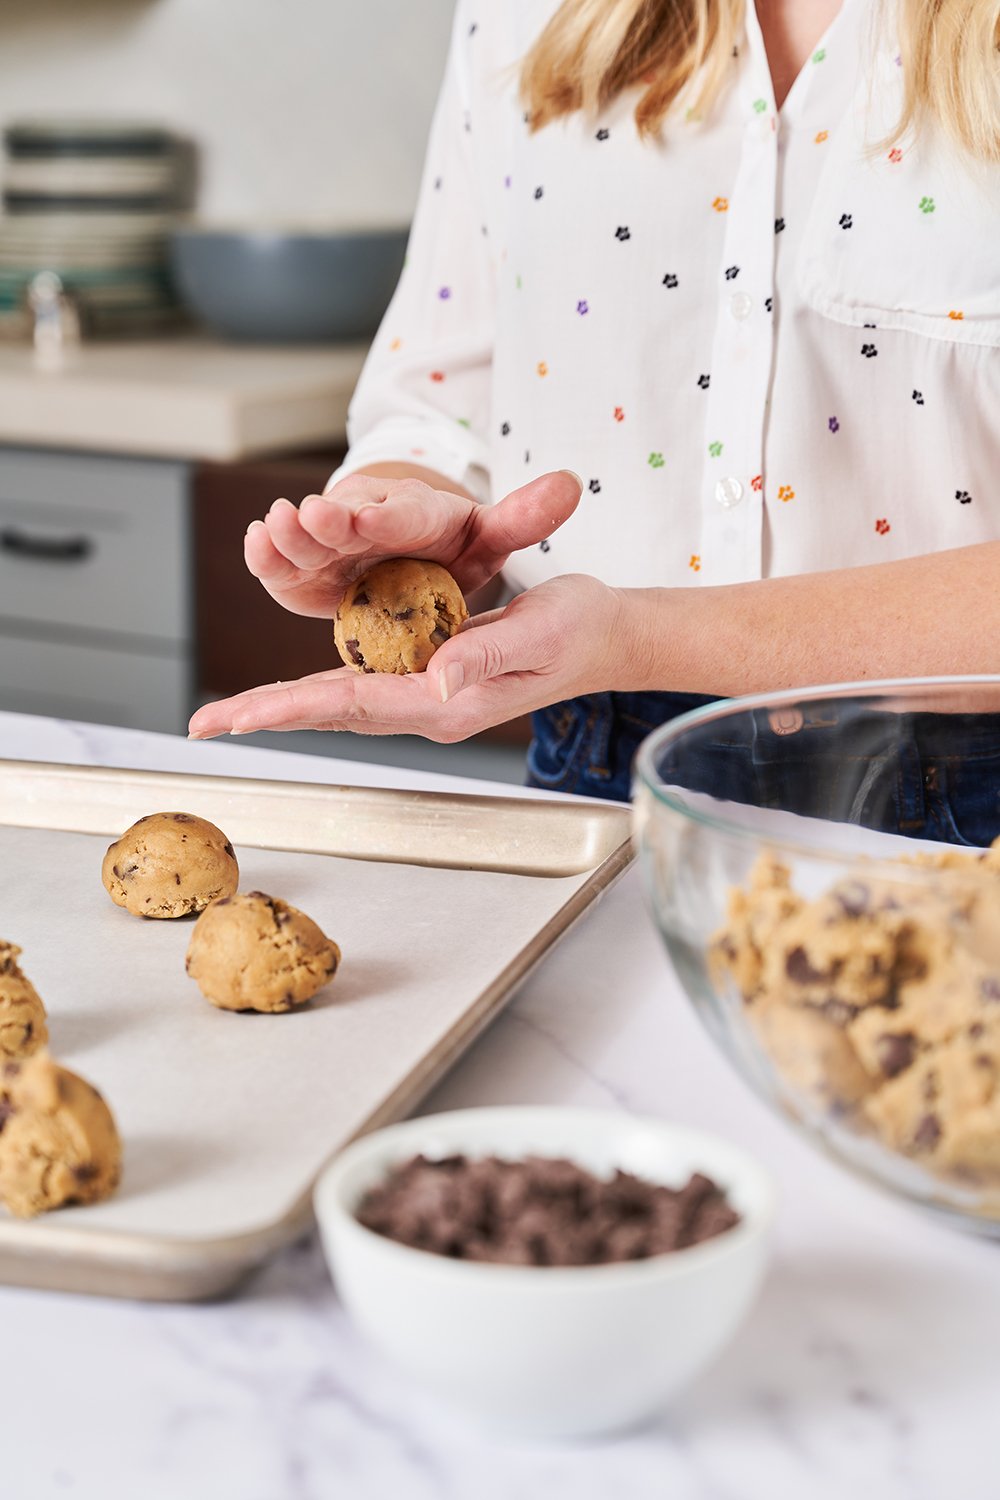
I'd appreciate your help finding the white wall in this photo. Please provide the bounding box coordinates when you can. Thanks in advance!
[0,0,457,226]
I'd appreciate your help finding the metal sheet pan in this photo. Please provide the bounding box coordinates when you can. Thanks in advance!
[0,760,633,1301]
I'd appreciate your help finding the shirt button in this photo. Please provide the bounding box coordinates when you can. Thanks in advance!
[715,476,744,509]
[729,291,753,321]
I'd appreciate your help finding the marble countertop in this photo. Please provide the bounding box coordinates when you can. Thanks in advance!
[1,711,997,1500]
[0,337,366,461]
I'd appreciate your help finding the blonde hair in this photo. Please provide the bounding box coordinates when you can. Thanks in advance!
[521,0,1000,161]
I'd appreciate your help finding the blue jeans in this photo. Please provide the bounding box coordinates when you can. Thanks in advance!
[527,691,1000,846]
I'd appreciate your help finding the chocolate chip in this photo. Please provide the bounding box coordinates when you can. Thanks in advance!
[835,880,871,917]
[785,947,828,984]
[213,896,231,907]
[72,1162,99,1184]
[344,638,366,667]
[429,628,450,647]
[352,591,369,607]
[913,1114,941,1152]
[174,873,181,885]
[393,608,414,621]
[895,952,928,985]
[355,1154,740,1266]
[223,842,235,859]
[981,978,1000,1003]
[170,813,195,823]
[970,1022,985,1039]
[876,1032,917,1078]
[22,1022,32,1042]
[0,1098,13,1131]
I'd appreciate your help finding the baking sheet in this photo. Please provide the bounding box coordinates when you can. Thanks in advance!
[0,764,632,1299]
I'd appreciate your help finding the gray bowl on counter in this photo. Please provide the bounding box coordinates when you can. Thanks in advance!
[169,224,408,343]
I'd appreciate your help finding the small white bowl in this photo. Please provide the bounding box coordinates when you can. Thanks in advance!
[315,1106,776,1440]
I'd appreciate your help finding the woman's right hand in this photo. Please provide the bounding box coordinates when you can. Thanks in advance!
[245,468,583,619]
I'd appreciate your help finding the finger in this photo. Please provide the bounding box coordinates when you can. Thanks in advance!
[227,670,431,735]
[430,611,545,703]
[228,675,512,742]
[459,606,507,631]
[478,470,582,556]
[189,667,352,738]
[244,519,301,587]
[297,493,376,555]
[263,498,335,570]
[298,475,396,552]
[349,481,468,552]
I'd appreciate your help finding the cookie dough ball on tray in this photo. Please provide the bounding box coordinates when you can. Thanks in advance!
[0,1052,121,1218]
[102,812,239,919]
[0,942,48,1060]
[334,558,468,675]
[186,892,341,1013]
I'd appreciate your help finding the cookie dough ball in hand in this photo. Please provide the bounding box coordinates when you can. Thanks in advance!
[102,812,239,919]
[334,558,468,675]
[0,1053,121,1218]
[186,891,341,1013]
[0,942,48,1060]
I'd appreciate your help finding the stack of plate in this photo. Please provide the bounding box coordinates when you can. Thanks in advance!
[0,120,185,339]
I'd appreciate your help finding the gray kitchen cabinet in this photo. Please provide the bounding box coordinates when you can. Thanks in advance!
[0,447,192,733]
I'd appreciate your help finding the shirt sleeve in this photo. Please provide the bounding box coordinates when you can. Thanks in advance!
[327,3,494,502]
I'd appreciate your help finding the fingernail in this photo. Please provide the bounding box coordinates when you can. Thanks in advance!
[270,497,295,513]
[560,469,584,492]
[245,519,265,536]
[187,730,206,740]
[439,662,465,703]
[229,727,254,737]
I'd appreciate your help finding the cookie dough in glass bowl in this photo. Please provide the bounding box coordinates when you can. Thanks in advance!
[633,676,1000,1236]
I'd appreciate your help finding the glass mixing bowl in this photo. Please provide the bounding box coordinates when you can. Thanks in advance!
[633,677,1000,1235]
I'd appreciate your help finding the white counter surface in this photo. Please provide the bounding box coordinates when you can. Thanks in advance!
[0,337,366,461]
[1,711,997,1500]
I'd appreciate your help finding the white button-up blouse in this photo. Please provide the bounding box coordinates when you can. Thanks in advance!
[333,0,1000,593]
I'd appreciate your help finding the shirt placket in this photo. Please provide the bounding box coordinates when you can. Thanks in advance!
[697,34,778,585]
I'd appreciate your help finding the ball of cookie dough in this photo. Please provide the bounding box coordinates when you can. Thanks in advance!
[0,942,48,1061]
[185,891,341,1013]
[102,812,239,919]
[0,1052,121,1218]
[334,558,468,675]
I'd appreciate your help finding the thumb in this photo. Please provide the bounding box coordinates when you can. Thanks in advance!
[431,608,538,702]
[477,469,583,556]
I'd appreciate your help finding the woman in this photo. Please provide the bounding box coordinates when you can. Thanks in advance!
[190,0,1000,835]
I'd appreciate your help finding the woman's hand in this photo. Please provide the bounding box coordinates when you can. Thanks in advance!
[188,575,625,742]
[244,468,583,620]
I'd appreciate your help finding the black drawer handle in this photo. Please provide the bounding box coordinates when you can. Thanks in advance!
[0,526,93,563]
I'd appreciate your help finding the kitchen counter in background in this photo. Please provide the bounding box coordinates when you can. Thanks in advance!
[0,335,367,460]
[1,710,998,1500]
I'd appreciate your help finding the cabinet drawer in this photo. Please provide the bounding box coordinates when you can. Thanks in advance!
[0,448,190,644]
[0,629,191,734]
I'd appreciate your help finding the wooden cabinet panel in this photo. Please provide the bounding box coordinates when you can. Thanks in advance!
[193,449,344,697]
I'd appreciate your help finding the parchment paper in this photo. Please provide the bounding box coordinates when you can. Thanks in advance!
[0,826,595,1242]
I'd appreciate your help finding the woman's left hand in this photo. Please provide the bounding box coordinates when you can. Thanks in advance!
[188,575,626,742]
